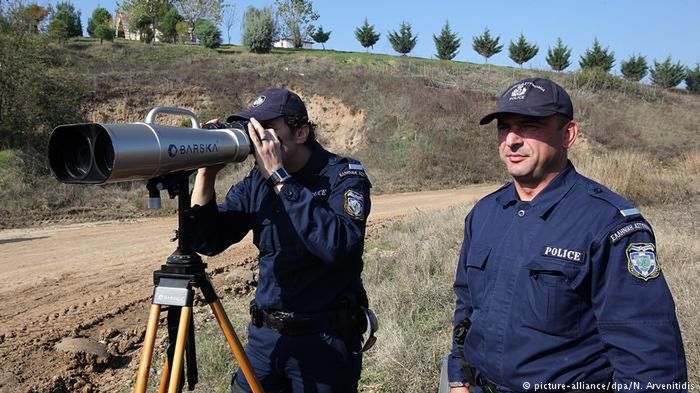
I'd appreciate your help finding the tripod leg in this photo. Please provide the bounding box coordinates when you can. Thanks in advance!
[210,300,265,393]
[158,358,169,393]
[135,304,162,393]
[167,306,192,393]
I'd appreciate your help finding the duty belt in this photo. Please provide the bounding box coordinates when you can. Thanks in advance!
[250,302,345,336]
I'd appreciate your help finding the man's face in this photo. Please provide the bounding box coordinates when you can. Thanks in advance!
[496,114,571,186]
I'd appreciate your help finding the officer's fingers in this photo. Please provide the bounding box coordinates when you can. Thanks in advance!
[206,118,220,124]
[247,123,263,150]
[249,117,267,139]
[267,128,280,144]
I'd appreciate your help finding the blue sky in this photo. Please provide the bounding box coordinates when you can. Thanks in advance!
[58,0,699,74]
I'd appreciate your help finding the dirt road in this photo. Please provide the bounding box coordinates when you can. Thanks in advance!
[0,185,496,392]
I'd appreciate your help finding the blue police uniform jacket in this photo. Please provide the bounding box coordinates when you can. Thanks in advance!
[448,162,687,392]
[192,140,371,313]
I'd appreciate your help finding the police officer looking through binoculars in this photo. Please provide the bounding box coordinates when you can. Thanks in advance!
[189,88,376,393]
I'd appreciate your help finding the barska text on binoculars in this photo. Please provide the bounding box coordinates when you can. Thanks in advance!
[168,143,220,157]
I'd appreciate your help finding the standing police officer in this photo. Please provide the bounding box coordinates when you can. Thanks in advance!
[190,88,373,393]
[448,78,688,393]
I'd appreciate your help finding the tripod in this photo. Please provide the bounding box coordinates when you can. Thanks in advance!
[133,172,264,393]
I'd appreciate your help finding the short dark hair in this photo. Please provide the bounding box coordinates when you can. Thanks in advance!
[284,116,317,144]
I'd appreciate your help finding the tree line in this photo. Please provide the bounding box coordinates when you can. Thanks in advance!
[3,0,700,92]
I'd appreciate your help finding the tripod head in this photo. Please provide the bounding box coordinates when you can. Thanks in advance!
[147,171,206,275]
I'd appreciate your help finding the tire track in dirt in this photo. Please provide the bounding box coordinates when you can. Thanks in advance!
[0,185,496,392]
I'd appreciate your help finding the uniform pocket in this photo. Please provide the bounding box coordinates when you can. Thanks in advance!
[519,259,585,338]
[255,217,276,256]
[465,243,492,310]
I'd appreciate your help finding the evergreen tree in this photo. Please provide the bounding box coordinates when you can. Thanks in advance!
[686,64,700,94]
[650,56,687,88]
[472,28,502,63]
[87,7,111,37]
[388,21,417,56]
[242,6,276,53]
[194,18,221,48]
[159,8,184,43]
[579,38,615,73]
[433,20,460,60]
[310,25,331,49]
[354,17,380,52]
[94,23,115,44]
[620,54,648,82]
[508,33,538,67]
[546,37,571,72]
[48,2,82,38]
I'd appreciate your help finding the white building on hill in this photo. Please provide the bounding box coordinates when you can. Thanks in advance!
[274,38,313,49]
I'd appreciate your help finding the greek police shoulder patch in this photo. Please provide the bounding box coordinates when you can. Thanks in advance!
[609,221,652,244]
[626,243,660,281]
[344,190,365,220]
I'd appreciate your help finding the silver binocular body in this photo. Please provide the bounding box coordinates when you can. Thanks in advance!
[48,107,251,184]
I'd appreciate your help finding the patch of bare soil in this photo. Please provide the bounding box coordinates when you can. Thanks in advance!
[0,185,495,392]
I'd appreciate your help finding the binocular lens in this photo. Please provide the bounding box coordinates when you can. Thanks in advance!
[94,130,114,178]
[52,131,92,181]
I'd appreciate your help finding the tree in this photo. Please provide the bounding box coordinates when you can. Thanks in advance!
[579,38,615,73]
[222,2,236,45]
[87,7,111,37]
[433,20,460,60]
[119,0,170,43]
[48,2,82,38]
[388,21,417,56]
[274,0,319,48]
[159,8,184,43]
[194,18,220,48]
[175,20,189,43]
[354,17,379,52]
[94,23,115,44]
[135,13,154,43]
[686,64,700,94]
[310,25,330,50]
[508,33,538,67]
[172,0,222,41]
[650,56,686,88]
[546,38,572,72]
[472,27,502,63]
[23,3,51,33]
[242,6,275,54]
[620,54,648,82]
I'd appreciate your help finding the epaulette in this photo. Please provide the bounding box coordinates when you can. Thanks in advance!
[336,157,368,179]
[586,182,641,219]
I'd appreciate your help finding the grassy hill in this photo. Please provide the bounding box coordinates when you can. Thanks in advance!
[1,37,699,228]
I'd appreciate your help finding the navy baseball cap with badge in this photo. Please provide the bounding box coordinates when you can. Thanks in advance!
[479,77,574,125]
[227,87,308,123]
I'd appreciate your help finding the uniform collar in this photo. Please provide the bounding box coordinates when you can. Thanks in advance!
[293,139,331,180]
[496,161,578,219]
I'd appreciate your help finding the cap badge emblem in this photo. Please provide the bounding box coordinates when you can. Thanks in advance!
[251,95,266,108]
[511,83,528,97]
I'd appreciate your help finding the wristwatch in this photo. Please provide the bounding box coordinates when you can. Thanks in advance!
[266,167,291,189]
[449,381,469,388]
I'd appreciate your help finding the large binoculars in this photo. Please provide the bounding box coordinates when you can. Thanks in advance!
[48,107,252,184]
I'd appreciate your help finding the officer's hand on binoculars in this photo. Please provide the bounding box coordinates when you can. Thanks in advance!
[196,118,227,176]
[248,117,283,179]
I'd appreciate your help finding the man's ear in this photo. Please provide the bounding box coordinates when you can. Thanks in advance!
[563,120,578,150]
[295,124,310,145]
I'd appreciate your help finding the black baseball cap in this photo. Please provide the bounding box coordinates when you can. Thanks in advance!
[227,88,308,122]
[479,77,574,125]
